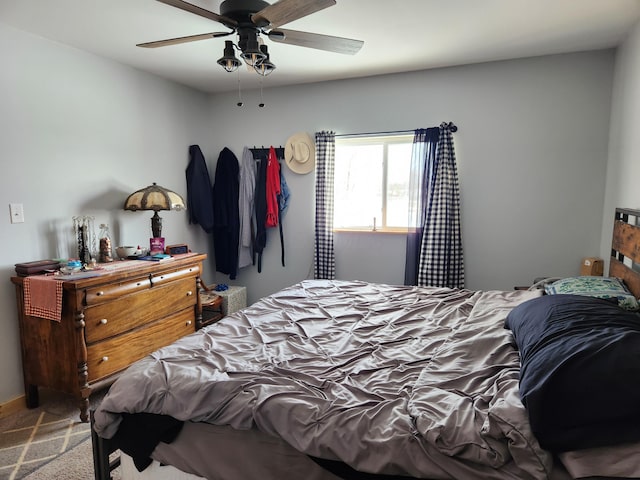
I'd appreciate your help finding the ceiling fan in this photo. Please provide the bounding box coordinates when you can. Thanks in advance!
[138,0,365,76]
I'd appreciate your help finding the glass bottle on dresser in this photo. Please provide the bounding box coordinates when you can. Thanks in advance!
[98,223,114,263]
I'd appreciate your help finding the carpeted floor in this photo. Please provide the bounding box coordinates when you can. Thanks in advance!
[0,389,120,480]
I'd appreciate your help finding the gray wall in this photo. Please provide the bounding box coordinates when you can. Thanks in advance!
[0,18,620,405]
[0,24,213,403]
[601,20,640,257]
[205,51,615,304]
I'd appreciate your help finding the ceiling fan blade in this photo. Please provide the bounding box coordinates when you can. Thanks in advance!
[253,0,336,29]
[156,0,237,27]
[269,29,364,55]
[137,31,232,48]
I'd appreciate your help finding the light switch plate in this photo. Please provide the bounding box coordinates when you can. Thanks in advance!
[10,203,24,223]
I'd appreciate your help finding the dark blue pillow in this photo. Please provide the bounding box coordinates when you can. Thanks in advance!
[505,294,640,452]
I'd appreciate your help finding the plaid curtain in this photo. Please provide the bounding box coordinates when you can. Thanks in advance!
[405,123,463,288]
[418,123,464,288]
[314,131,336,279]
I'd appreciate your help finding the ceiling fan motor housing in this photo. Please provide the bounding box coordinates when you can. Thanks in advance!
[220,0,271,26]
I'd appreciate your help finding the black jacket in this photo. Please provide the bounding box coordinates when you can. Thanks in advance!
[185,145,214,233]
[212,147,240,279]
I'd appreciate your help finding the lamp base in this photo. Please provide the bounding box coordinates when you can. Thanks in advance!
[151,211,163,239]
[150,237,165,255]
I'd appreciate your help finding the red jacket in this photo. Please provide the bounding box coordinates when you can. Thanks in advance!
[265,146,281,228]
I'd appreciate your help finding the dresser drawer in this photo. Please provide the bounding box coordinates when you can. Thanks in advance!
[86,308,196,382]
[151,265,201,287]
[84,277,197,343]
[85,276,151,305]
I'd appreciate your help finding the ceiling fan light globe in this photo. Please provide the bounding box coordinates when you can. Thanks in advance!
[255,59,276,76]
[217,56,240,72]
[241,50,266,67]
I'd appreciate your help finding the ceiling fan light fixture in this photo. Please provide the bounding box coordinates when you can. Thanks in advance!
[254,44,276,76]
[217,40,241,72]
[240,34,266,67]
[254,58,276,76]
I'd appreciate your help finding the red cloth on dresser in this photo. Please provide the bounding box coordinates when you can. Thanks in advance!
[23,275,63,322]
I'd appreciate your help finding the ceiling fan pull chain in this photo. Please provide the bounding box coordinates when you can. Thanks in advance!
[237,69,243,107]
[259,78,265,108]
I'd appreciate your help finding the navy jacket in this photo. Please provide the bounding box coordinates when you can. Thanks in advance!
[185,145,214,233]
[212,147,240,279]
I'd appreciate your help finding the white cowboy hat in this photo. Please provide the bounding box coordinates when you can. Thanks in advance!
[284,132,315,174]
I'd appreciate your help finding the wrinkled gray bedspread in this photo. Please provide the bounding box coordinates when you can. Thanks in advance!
[94,280,552,479]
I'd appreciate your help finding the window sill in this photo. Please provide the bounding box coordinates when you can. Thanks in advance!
[333,228,408,235]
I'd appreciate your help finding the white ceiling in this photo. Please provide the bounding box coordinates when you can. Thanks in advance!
[2,0,639,94]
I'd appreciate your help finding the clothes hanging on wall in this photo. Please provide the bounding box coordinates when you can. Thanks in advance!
[277,167,291,267]
[265,146,281,228]
[249,145,289,271]
[212,147,240,279]
[253,150,268,272]
[238,147,256,269]
[185,145,214,233]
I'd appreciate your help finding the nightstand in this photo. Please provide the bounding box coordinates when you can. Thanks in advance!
[216,286,247,316]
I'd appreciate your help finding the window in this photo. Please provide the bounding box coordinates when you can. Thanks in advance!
[334,134,413,232]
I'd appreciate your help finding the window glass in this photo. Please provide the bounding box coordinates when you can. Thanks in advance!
[386,143,412,228]
[334,135,412,231]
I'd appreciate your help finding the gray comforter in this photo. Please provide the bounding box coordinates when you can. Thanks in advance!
[94,280,552,479]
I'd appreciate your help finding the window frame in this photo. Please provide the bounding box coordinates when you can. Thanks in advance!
[334,133,414,233]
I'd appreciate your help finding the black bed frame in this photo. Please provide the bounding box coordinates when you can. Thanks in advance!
[91,410,120,480]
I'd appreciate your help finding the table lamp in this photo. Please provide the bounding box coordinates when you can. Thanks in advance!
[124,183,185,253]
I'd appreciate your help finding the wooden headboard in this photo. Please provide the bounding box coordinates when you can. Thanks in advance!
[610,208,640,298]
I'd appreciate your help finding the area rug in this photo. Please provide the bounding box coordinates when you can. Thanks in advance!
[23,436,120,480]
[0,389,118,480]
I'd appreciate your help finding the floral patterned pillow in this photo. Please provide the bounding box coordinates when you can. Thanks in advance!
[544,276,639,311]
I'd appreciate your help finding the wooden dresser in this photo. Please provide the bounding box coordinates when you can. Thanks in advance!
[11,253,206,422]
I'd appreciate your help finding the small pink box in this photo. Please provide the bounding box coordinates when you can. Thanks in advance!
[150,237,165,255]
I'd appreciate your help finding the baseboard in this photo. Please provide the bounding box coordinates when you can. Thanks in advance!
[0,395,26,419]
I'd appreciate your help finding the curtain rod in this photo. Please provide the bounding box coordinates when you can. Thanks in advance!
[335,122,458,138]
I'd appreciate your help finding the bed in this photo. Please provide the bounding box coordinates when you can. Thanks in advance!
[91,207,640,480]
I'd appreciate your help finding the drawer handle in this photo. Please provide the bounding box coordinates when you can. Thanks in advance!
[96,291,104,296]
[186,291,193,296]
[186,320,192,326]
[102,356,109,362]
[100,318,108,325]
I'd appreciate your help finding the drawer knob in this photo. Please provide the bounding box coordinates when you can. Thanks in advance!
[96,291,104,296]
[100,318,108,325]
[186,320,192,326]
[102,356,109,362]
[186,290,193,296]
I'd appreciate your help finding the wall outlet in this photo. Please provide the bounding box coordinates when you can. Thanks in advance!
[9,203,24,224]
